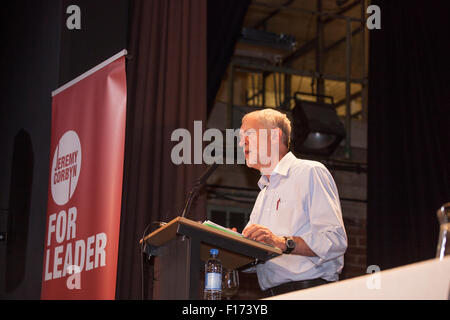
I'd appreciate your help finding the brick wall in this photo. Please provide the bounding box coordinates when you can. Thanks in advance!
[341,215,367,279]
[330,147,368,280]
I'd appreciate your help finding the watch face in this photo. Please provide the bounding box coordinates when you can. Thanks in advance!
[287,238,295,249]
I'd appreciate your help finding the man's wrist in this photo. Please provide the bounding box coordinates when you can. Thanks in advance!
[275,236,287,251]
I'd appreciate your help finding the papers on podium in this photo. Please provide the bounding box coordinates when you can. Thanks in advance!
[202,220,244,238]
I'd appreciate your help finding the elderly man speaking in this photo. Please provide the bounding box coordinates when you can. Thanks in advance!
[238,108,347,297]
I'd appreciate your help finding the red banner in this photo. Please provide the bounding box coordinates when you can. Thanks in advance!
[41,52,127,299]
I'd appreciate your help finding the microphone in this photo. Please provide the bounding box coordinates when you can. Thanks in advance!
[181,163,219,219]
[196,163,219,186]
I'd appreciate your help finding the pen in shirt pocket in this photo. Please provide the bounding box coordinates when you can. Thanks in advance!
[276,198,281,211]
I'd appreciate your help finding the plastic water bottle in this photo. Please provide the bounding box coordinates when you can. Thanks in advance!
[204,248,222,300]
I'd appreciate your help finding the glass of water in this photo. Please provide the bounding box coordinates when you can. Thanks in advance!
[436,203,450,260]
[222,269,239,300]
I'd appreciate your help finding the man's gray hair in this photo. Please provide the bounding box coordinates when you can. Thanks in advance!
[242,108,291,148]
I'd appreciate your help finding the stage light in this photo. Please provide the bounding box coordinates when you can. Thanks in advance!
[290,94,346,157]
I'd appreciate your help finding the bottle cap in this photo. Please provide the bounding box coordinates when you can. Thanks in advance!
[210,248,219,256]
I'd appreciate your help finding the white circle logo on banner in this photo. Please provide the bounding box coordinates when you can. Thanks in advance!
[51,130,82,206]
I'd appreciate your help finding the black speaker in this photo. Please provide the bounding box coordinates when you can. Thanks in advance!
[291,96,346,157]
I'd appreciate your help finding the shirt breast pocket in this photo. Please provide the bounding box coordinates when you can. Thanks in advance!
[273,195,307,232]
[274,196,297,219]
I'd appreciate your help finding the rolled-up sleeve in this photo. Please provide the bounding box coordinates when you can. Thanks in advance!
[299,166,347,265]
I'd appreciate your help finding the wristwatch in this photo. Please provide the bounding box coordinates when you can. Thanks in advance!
[283,236,295,254]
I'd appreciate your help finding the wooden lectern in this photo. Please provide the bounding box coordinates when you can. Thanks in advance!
[141,216,282,300]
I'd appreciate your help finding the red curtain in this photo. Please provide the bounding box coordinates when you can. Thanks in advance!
[116,0,207,299]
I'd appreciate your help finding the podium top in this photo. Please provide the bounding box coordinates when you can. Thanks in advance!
[141,216,282,269]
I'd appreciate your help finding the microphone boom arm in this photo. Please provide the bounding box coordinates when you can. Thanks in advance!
[181,163,219,219]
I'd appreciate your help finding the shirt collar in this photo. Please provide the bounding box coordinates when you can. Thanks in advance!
[257,152,296,190]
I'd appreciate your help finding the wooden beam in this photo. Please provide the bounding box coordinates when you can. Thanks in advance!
[325,26,363,52]
[252,0,295,29]
[283,0,362,64]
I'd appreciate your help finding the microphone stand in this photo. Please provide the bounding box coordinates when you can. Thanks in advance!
[180,164,219,242]
[181,163,219,219]
[140,163,219,297]
[143,163,218,253]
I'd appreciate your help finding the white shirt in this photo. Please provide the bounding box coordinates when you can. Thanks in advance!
[245,152,347,290]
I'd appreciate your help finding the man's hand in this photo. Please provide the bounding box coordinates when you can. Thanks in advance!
[242,224,285,251]
[242,224,318,257]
